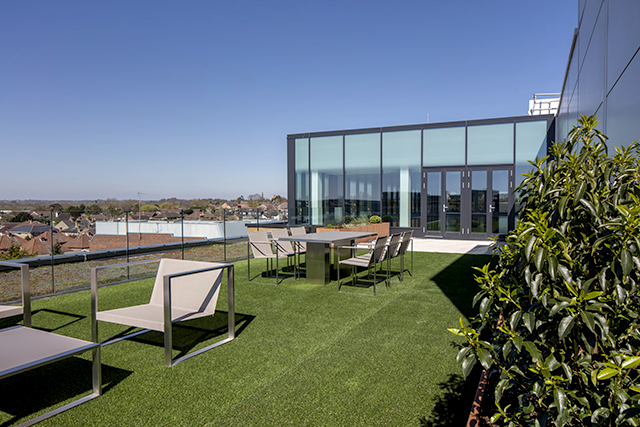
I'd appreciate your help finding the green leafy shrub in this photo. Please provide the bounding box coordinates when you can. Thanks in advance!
[369,215,382,224]
[0,243,37,260]
[382,215,394,223]
[449,116,640,426]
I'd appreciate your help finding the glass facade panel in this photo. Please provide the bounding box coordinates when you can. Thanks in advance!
[423,126,465,166]
[515,121,548,187]
[426,172,441,232]
[471,170,487,233]
[467,123,513,165]
[294,138,309,224]
[382,130,421,227]
[310,136,343,226]
[344,133,380,220]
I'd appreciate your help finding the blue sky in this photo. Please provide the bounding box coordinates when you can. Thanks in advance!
[1,1,577,202]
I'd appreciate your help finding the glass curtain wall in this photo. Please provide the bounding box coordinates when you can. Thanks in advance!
[294,138,309,224]
[382,130,421,227]
[344,133,380,221]
[424,126,465,166]
[310,136,343,226]
[515,121,548,187]
[467,123,513,165]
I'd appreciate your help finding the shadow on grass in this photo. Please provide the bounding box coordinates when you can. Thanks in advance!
[0,308,85,332]
[430,254,496,319]
[0,358,131,427]
[105,311,255,358]
[418,362,483,427]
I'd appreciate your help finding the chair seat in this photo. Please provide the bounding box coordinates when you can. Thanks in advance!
[339,257,371,268]
[97,304,211,332]
[0,305,23,319]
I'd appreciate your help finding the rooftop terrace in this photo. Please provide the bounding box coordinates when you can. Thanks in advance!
[0,244,493,426]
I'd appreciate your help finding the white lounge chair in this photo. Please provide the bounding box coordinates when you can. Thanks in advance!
[0,261,101,426]
[91,258,235,367]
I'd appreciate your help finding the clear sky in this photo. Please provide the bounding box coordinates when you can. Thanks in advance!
[1,1,577,202]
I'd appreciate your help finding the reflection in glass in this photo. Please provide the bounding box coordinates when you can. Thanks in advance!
[468,123,513,165]
[471,170,487,233]
[294,138,309,224]
[445,171,461,232]
[382,130,421,227]
[345,133,380,220]
[492,170,509,234]
[515,121,547,187]
[426,172,441,232]
[310,136,343,226]
[515,121,548,224]
[424,127,465,166]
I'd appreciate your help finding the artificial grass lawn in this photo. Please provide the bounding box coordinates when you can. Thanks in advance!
[0,252,492,426]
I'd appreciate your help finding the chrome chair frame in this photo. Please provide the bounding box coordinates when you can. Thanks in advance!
[91,258,235,367]
[0,261,101,426]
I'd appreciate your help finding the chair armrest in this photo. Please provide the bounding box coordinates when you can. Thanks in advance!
[161,263,234,321]
[0,261,30,327]
[161,263,234,366]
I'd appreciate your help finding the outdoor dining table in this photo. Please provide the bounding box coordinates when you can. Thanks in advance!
[279,230,377,285]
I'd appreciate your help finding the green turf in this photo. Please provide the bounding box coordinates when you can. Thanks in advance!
[0,252,492,426]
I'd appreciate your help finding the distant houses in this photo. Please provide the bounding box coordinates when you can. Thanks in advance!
[0,201,288,258]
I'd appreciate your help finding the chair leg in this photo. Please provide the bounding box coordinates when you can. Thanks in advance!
[373,267,376,296]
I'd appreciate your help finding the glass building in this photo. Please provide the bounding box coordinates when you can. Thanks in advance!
[556,1,640,151]
[287,1,640,240]
[287,115,554,239]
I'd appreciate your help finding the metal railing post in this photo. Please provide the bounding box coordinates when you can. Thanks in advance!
[223,209,227,262]
[125,211,130,280]
[181,211,185,260]
[50,210,55,293]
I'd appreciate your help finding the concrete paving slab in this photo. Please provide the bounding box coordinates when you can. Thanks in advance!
[410,238,500,255]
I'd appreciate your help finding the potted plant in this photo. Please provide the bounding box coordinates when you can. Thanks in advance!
[316,215,390,243]
[450,116,640,426]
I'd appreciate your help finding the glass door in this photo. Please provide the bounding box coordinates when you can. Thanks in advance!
[422,166,513,239]
[469,170,488,237]
[424,171,442,235]
[491,169,511,235]
[443,170,463,238]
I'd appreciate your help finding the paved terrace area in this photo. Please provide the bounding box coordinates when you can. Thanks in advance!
[411,237,500,255]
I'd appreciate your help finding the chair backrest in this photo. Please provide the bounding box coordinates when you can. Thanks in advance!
[289,226,307,251]
[397,230,413,256]
[149,259,222,314]
[248,230,275,259]
[289,226,306,236]
[386,233,403,259]
[370,236,389,266]
[270,229,295,255]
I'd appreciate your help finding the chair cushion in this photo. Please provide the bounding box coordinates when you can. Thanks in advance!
[97,304,211,332]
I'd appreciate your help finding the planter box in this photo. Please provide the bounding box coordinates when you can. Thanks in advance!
[315,223,390,244]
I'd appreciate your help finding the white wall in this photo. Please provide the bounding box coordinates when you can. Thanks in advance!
[95,220,249,239]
